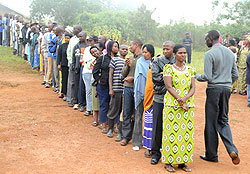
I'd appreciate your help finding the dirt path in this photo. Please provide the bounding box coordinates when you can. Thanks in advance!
[0,67,249,174]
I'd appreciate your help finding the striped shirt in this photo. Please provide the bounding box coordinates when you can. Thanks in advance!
[109,57,125,92]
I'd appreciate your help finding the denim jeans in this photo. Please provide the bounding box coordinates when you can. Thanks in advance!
[3,29,7,46]
[122,87,135,141]
[248,84,250,104]
[83,73,92,111]
[97,84,109,123]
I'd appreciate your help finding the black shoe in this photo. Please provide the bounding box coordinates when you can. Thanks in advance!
[41,81,46,85]
[200,155,218,162]
[84,111,91,116]
[45,83,50,88]
[150,158,159,165]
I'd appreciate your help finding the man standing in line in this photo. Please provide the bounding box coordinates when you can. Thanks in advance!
[41,23,53,86]
[107,44,128,139]
[150,41,175,165]
[71,31,88,110]
[182,32,192,64]
[120,39,143,146]
[66,25,82,107]
[196,30,240,165]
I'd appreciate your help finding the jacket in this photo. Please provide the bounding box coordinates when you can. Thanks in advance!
[93,54,111,88]
[151,56,175,103]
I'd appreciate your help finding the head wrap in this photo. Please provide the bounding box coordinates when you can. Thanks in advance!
[65,33,73,38]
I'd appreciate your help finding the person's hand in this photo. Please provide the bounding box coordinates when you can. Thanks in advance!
[58,64,62,71]
[178,97,187,106]
[182,103,189,111]
[160,72,163,75]
[124,76,133,83]
[125,58,131,66]
[109,89,114,96]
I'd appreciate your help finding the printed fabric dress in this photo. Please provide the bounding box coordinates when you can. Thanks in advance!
[162,64,195,164]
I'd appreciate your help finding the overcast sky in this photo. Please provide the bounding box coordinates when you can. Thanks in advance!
[0,0,239,25]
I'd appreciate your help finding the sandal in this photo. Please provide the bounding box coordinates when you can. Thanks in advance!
[178,164,191,172]
[98,124,103,129]
[92,121,99,127]
[164,164,176,172]
[101,127,108,134]
[144,150,152,158]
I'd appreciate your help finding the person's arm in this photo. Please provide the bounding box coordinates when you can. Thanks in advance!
[57,44,63,66]
[121,58,130,78]
[72,45,79,72]
[109,68,115,96]
[151,58,164,86]
[231,60,239,84]
[195,53,213,82]
[67,40,72,61]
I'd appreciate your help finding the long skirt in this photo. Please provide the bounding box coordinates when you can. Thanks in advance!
[143,106,153,150]
[33,44,40,68]
[162,106,194,164]
[92,86,99,111]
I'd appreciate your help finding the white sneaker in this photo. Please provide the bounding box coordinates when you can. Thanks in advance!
[73,104,78,110]
[132,146,140,151]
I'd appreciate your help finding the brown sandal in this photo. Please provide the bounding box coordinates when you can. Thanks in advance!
[164,164,176,172]
[178,164,191,172]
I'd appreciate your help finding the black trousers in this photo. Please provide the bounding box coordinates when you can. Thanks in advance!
[204,87,238,161]
[61,66,69,95]
[151,101,164,160]
[0,32,2,45]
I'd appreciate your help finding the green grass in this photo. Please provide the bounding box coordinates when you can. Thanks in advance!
[0,46,205,75]
[0,46,37,74]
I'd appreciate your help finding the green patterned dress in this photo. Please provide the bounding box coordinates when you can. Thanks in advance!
[162,64,195,164]
[237,47,249,91]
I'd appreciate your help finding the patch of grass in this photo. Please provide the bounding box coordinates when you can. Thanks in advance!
[0,46,37,74]
[0,80,20,88]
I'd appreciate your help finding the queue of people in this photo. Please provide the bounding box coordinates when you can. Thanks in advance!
[1,14,244,172]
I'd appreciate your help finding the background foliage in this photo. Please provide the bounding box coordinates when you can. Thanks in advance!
[30,0,250,51]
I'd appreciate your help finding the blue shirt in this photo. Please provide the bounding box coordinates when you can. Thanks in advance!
[0,20,2,32]
[134,56,150,108]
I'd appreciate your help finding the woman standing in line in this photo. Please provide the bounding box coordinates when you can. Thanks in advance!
[237,35,249,95]
[162,44,195,172]
[142,44,155,156]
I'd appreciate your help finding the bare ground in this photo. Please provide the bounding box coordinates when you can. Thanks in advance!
[0,67,249,174]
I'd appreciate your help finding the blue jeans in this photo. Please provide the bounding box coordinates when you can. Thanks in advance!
[97,84,109,123]
[78,66,86,107]
[248,84,250,104]
[121,87,135,141]
[83,73,92,111]
[3,29,7,46]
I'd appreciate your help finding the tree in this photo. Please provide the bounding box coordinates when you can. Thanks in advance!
[30,0,103,26]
